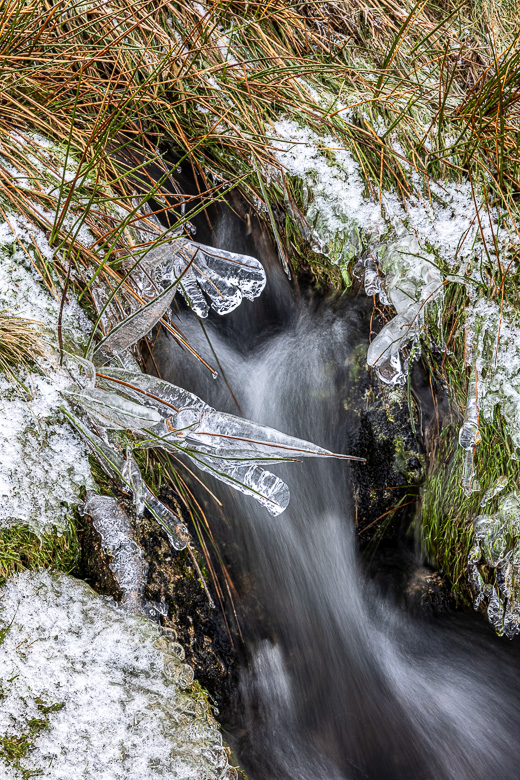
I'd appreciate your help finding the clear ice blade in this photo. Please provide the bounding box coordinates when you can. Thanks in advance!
[93,280,177,359]
[66,386,163,430]
[95,367,207,416]
[188,452,290,516]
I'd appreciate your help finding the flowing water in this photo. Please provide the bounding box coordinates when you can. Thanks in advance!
[154,211,520,780]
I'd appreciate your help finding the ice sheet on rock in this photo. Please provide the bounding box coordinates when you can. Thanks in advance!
[83,492,148,613]
[468,493,520,638]
[0,571,236,779]
[133,236,266,318]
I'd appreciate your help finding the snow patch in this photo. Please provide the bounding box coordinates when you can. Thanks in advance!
[0,570,235,779]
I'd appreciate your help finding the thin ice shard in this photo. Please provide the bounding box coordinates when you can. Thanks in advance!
[96,366,207,415]
[94,281,178,360]
[133,237,266,318]
[172,408,350,462]
[481,476,508,507]
[64,410,189,549]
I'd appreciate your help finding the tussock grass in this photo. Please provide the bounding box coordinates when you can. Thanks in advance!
[0,311,44,381]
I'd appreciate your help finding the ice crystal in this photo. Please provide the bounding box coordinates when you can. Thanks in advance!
[468,493,520,638]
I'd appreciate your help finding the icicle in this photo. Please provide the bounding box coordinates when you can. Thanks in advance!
[122,448,146,517]
[141,490,190,550]
[189,453,290,516]
[459,372,480,496]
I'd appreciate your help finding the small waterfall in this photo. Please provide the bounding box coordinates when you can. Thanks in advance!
[153,215,520,779]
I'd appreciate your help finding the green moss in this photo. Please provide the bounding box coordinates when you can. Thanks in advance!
[0,523,80,587]
[0,698,64,779]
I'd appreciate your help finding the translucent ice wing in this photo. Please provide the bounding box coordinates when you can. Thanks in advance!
[95,367,207,416]
[188,452,290,516]
[93,280,178,360]
[190,242,266,301]
[66,386,163,431]
[172,238,266,317]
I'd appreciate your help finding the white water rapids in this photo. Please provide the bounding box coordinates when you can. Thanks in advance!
[153,215,520,780]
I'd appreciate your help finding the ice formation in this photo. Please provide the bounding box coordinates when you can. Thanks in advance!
[83,493,148,613]
[271,118,497,386]
[0,219,93,534]
[71,367,361,517]
[131,237,266,318]
[366,238,443,384]
[0,571,236,779]
[468,493,520,638]
[458,372,480,496]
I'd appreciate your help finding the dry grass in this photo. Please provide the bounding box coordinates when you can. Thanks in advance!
[0,310,44,381]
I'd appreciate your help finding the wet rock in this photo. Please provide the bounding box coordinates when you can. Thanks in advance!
[406,566,455,615]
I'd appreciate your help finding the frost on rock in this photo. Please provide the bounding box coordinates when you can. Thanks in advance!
[0,570,236,779]
[0,228,93,534]
[468,493,520,638]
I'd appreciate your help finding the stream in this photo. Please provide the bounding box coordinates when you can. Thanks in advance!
[153,207,520,780]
